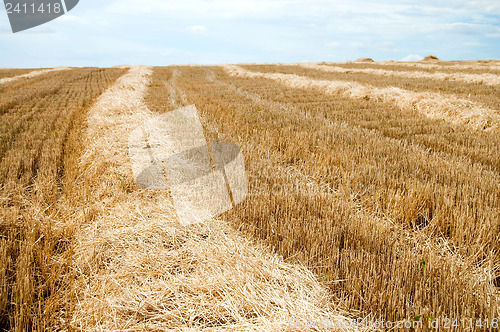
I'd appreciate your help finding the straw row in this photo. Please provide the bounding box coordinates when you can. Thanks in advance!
[177,65,500,325]
[69,66,356,330]
[223,65,500,131]
[376,60,500,71]
[0,66,71,85]
[299,62,500,86]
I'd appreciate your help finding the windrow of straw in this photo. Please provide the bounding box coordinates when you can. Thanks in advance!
[0,67,126,330]
[171,65,500,328]
[259,63,500,112]
[298,62,500,86]
[223,65,500,131]
[0,67,71,85]
[67,65,356,331]
[377,60,500,71]
[0,68,36,80]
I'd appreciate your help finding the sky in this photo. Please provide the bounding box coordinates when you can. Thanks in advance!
[0,0,499,68]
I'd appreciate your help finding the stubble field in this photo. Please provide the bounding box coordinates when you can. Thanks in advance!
[1,60,499,331]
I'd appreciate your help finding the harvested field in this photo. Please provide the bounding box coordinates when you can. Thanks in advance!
[1,61,500,331]
[299,62,500,86]
[1,66,354,331]
[291,63,500,113]
[324,61,500,79]
[0,67,71,85]
[168,65,500,327]
[0,67,127,330]
[315,62,497,110]
[225,64,500,130]
[0,69,37,80]
[377,60,500,73]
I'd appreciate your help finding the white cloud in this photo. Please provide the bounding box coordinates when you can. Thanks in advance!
[187,25,208,34]
[1,0,499,66]
[400,54,424,61]
[445,22,485,35]
[325,41,341,49]
[440,22,500,38]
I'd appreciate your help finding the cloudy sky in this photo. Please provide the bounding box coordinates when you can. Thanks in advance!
[1,0,499,67]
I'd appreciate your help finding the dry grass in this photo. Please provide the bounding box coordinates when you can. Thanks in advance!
[0,67,71,85]
[378,60,500,72]
[269,63,500,113]
[325,61,500,79]
[164,64,500,329]
[223,65,500,131]
[0,69,36,80]
[299,62,500,86]
[66,65,354,331]
[0,67,126,330]
[3,61,500,331]
[70,208,352,331]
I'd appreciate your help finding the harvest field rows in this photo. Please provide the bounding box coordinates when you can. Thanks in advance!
[298,63,500,87]
[0,69,35,80]
[374,60,500,73]
[0,61,499,331]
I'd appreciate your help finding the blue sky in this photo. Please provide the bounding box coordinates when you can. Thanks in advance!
[1,0,499,68]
